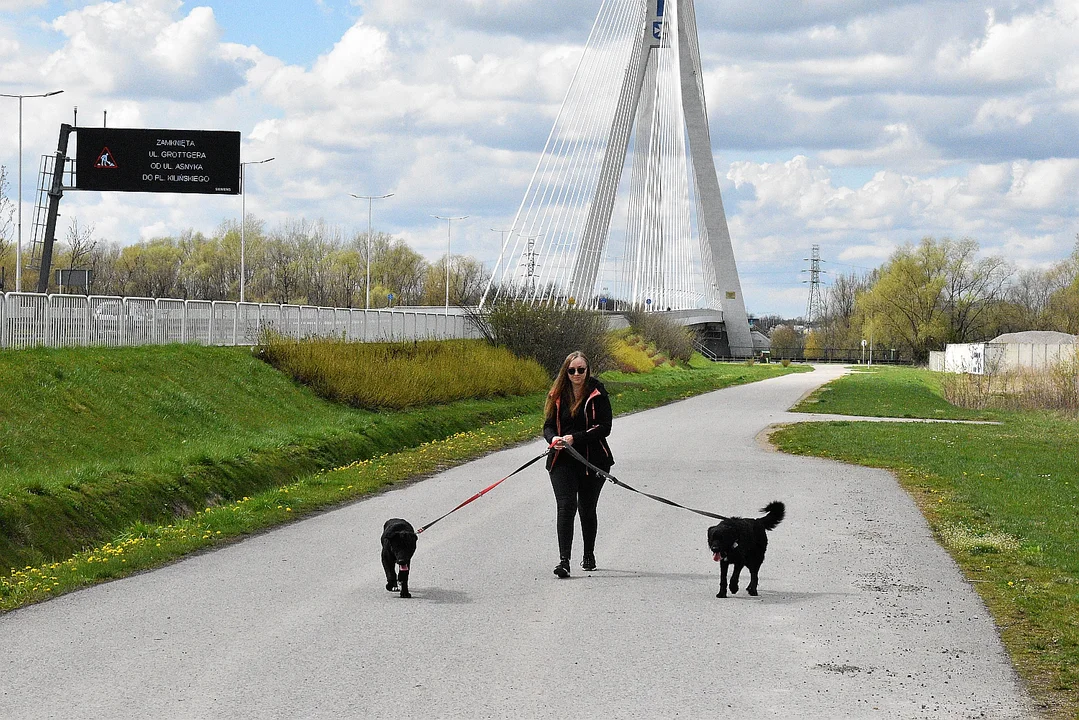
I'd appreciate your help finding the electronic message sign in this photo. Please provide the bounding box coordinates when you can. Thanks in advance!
[75,128,241,195]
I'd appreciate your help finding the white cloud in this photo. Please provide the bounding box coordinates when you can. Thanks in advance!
[939,3,1079,85]
[724,155,1078,277]
[43,0,250,100]
[5,0,1079,318]
[311,22,389,88]
[1006,158,1079,209]
[819,123,940,173]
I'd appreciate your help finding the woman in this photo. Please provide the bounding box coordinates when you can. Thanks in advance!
[542,350,615,578]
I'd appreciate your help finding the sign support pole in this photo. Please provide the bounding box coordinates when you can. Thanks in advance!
[37,123,73,295]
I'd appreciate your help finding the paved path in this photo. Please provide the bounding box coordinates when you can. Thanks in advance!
[0,365,1033,719]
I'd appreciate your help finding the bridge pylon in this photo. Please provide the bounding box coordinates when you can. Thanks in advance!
[481,0,753,357]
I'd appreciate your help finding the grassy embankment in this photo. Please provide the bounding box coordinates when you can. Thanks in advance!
[1,342,803,611]
[772,365,1079,719]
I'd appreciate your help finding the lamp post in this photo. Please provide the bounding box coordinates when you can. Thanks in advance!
[350,192,394,310]
[0,89,63,292]
[433,214,467,316]
[239,157,274,302]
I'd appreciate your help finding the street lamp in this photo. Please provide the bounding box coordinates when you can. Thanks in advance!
[350,192,394,310]
[433,214,467,316]
[0,89,63,292]
[239,156,274,302]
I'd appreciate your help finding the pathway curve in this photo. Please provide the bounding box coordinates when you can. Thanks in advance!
[0,365,1033,718]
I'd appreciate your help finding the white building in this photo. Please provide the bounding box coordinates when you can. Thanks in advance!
[930,331,1078,374]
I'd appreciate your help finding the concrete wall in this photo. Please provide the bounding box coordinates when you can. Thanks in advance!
[937,342,1076,374]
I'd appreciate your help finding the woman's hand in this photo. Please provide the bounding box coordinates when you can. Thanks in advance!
[554,435,574,448]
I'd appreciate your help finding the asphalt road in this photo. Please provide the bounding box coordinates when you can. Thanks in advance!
[0,365,1034,719]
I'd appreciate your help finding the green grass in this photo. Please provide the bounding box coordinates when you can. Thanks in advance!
[0,349,801,611]
[773,366,1079,719]
[0,343,539,572]
[792,365,998,420]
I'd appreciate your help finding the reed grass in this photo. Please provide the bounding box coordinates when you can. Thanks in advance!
[257,335,550,410]
[940,353,1079,414]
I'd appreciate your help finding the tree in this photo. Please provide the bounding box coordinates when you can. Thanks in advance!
[858,237,1010,363]
[51,217,99,293]
[327,247,364,308]
[0,166,13,290]
[1044,236,1079,334]
[769,324,803,359]
[939,238,1011,342]
[262,226,302,305]
[129,239,183,297]
[422,255,490,306]
[816,270,875,351]
[803,329,824,359]
[85,242,123,296]
[373,238,427,306]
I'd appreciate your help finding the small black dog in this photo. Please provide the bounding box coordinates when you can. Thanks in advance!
[707,501,785,598]
[381,518,417,599]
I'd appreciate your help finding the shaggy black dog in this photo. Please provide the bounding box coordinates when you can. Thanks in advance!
[707,501,785,598]
[381,518,417,599]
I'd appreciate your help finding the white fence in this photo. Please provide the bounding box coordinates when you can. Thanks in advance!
[0,293,480,350]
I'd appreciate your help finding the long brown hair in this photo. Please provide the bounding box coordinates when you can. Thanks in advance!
[544,351,591,421]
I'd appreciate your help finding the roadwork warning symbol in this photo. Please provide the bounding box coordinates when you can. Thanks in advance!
[94,148,117,169]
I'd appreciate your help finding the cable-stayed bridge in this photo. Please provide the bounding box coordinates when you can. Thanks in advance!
[480,0,753,356]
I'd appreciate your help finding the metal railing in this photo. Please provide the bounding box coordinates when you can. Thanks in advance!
[0,293,480,350]
[695,343,915,364]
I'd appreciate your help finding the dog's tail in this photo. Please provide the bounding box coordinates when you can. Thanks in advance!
[759,501,785,531]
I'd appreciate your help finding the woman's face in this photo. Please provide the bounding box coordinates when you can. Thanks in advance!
[567,357,588,389]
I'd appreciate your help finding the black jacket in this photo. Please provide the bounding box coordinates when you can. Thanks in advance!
[543,377,614,474]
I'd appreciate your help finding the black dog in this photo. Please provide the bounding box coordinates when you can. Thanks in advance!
[707,501,785,598]
[381,518,417,598]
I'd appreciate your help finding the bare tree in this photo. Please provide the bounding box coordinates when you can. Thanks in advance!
[64,217,98,269]
[0,166,14,289]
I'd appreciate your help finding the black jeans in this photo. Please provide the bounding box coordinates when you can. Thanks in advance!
[549,462,605,560]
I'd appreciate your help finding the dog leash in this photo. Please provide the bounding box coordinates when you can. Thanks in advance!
[559,444,729,521]
[415,448,552,534]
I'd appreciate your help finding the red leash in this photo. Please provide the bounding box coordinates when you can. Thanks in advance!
[415,448,552,534]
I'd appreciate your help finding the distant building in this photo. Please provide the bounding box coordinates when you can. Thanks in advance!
[930,331,1078,373]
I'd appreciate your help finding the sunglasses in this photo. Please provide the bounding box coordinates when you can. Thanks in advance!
[566,367,588,375]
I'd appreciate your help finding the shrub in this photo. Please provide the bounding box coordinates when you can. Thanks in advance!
[466,301,614,377]
[622,309,696,363]
[610,335,655,373]
[257,333,549,410]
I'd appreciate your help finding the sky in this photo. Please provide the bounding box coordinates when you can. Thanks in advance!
[1,0,1078,318]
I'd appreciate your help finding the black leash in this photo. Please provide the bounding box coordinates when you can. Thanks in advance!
[416,449,551,534]
[560,444,729,521]
[416,439,729,535]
